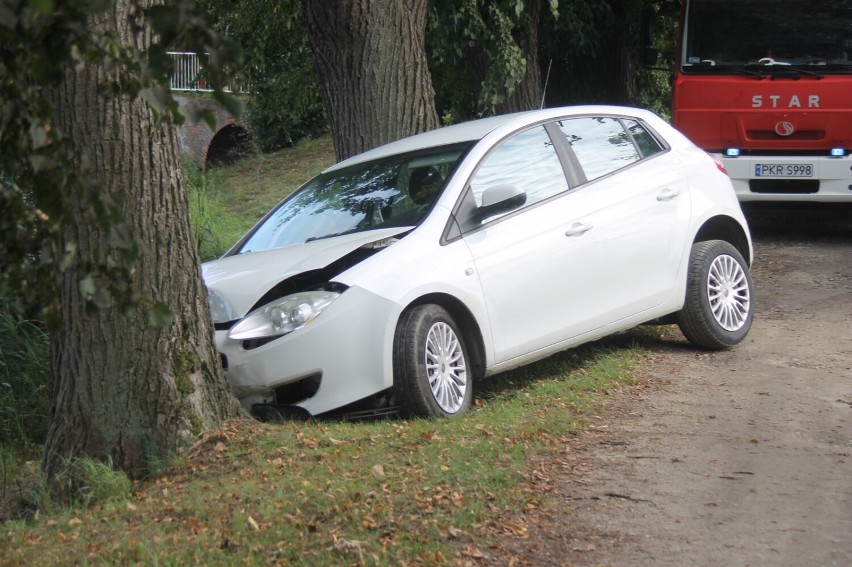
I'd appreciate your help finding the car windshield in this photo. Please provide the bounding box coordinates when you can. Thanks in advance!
[682,0,852,72]
[237,143,471,254]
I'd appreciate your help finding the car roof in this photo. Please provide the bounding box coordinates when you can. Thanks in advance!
[325,105,657,172]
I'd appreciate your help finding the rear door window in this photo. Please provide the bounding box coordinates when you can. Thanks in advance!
[554,117,642,181]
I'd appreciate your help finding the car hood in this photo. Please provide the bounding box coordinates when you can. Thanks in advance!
[202,227,409,321]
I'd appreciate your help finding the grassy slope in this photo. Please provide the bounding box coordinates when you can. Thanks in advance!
[187,135,336,261]
[1,137,658,565]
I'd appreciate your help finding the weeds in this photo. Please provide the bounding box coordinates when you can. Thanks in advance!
[184,159,229,261]
[0,302,50,452]
[37,456,131,510]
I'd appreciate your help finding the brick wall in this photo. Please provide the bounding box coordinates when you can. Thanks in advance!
[174,95,247,169]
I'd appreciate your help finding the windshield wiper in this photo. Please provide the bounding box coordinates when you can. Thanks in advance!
[761,66,825,80]
[686,63,767,78]
[792,67,825,79]
[821,63,852,72]
[305,228,359,243]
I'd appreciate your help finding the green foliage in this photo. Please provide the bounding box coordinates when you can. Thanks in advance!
[0,301,50,451]
[201,0,328,152]
[538,0,618,105]
[0,0,243,323]
[637,3,678,119]
[428,0,559,120]
[199,0,668,145]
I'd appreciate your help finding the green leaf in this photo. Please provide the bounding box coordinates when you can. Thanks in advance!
[79,274,96,299]
[28,122,49,149]
[212,91,242,120]
[118,240,139,264]
[139,86,169,116]
[107,222,133,250]
[183,102,202,124]
[91,285,112,309]
[199,108,217,131]
[0,4,18,28]
[28,0,54,15]
[149,302,173,327]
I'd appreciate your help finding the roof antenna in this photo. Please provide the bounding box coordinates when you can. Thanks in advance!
[540,59,553,109]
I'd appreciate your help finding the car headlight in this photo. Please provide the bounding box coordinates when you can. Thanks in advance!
[207,289,237,324]
[228,291,340,341]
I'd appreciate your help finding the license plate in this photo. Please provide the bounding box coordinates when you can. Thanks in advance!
[754,164,814,177]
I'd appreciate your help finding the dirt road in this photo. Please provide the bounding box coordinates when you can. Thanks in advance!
[500,204,852,566]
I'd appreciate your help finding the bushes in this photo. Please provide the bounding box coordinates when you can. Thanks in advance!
[0,302,51,451]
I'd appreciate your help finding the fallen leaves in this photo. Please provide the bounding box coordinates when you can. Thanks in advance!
[498,519,528,537]
[475,424,495,437]
[332,535,364,561]
[296,431,319,449]
[460,544,488,559]
[360,515,379,530]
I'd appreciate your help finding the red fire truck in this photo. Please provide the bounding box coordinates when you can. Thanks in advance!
[671,0,852,201]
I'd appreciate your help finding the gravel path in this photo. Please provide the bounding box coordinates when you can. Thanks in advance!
[498,204,852,566]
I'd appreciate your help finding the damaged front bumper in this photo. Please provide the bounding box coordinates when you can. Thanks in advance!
[214,286,400,417]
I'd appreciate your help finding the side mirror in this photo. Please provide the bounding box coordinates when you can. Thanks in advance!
[477,184,527,219]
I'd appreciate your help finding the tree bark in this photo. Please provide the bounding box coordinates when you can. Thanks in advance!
[42,1,242,479]
[495,0,543,114]
[607,0,642,105]
[301,0,439,161]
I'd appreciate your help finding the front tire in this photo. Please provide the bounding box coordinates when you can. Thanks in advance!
[677,240,754,350]
[393,304,472,418]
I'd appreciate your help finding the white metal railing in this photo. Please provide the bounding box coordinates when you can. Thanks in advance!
[167,51,249,93]
[168,51,209,91]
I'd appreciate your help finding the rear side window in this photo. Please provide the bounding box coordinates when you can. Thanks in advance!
[624,119,664,158]
[555,117,641,181]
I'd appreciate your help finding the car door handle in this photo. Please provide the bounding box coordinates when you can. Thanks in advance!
[565,222,593,237]
[656,187,681,202]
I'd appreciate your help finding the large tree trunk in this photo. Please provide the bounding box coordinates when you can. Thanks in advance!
[301,0,439,161]
[606,0,642,105]
[42,1,242,479]
[495,0,543,114]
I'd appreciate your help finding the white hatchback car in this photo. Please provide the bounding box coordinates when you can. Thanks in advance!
[202,105,754,420]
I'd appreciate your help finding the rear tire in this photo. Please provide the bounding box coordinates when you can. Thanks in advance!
[677,240,754,350]
[393,304,472,418]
